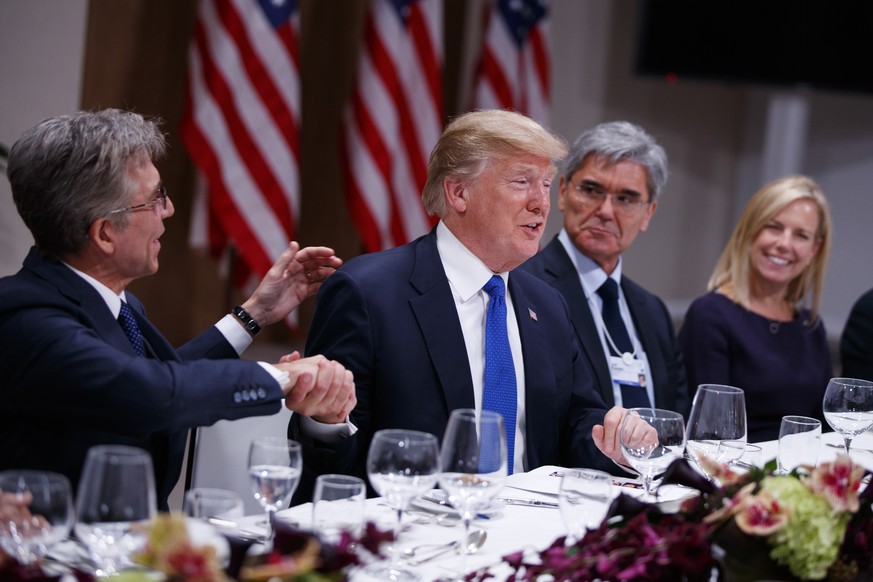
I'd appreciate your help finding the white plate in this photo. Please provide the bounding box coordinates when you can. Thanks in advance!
[411,489,505,517]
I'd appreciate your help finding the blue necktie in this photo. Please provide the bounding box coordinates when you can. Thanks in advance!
[482,275,517,474]
[597,279,650,408]
[118,300,146,357]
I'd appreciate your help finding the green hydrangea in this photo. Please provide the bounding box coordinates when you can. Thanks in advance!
[761,476,851,580]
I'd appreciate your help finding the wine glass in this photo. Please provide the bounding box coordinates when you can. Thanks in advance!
[439,409,506,577]
[183,487,245,522]
[619,408,686,499]
[685,384,747,478]
[558,469,612,544]
[247,437,302,539]
[74,445,157,576]
[0,471,73,565]
[822,377,873,456]
[366,428,439,581]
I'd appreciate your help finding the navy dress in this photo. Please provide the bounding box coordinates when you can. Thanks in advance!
[678,292,832,442]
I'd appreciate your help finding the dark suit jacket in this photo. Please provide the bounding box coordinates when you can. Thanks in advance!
[0,247,284,508]
[841,287,873,382]
[288,229,612,502]
[520,236,690,417]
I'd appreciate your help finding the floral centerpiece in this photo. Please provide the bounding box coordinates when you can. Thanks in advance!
[134,514,393,582]
[467,454,872,581]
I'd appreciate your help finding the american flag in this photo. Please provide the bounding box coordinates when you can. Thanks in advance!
[181,0,301,289]
[473,0,551,125]
[341,0,443,253]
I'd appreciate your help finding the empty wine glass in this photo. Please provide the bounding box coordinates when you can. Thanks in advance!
[558,469,612,544]
[619,408,686,499]
[439,409,506,578]
[74,445,157,576]
[0,471,73,565]
[366,428,439,581]
[247,437,302,539]
[685,384,747,479]
[184,488,245,523]
[822,377,873,456]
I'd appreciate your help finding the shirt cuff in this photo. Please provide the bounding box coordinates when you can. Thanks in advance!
[296,414,356,443]
[216,314,254,356]
[257,362,289,391]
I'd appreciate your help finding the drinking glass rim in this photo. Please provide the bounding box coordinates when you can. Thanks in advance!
[829,377,873,388]
[696,383,744,394]
[372,428,439,444]
[626,407,684,420]
[781,415,822,427]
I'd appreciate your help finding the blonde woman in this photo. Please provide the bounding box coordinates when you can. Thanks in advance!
[679,175,833,442]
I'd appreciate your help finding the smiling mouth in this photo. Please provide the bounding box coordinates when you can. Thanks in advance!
[766,255,791,266]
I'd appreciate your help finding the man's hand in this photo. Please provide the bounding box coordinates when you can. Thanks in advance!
[241,242,342,326]
[274,355,356,424]
[592,406,657,465]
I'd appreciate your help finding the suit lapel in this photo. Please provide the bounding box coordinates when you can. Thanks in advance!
[125,294,180,362]
[409,233,476,412]
[541,241,615,406]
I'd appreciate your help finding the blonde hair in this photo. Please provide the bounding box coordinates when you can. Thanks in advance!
[421,109,567,217]
[708,175,832,322]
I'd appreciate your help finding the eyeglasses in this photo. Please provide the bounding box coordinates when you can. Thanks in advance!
[569,180,649,216]
[108,185,168,215]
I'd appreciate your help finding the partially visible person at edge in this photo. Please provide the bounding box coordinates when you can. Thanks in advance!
[288,109,655,502]
[0,109,356,509]
[521,121,690,418]
[841,288,873,382]
[679,175,833,442]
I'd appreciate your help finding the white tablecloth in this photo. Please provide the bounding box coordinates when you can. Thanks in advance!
[237,429,873,581]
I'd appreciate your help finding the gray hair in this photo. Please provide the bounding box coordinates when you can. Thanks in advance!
[7,108,167,260]
[561,121,668,203]
[422,109,567,217]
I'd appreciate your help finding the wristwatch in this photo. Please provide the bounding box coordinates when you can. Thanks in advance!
[231,305,261,336]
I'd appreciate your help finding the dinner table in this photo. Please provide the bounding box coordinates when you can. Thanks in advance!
[227,429,873,581]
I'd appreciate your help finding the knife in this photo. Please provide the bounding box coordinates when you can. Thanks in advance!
[497,497,559,508]
[419,494,491,520]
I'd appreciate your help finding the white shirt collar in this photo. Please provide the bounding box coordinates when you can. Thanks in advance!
[557,228,623,297]
[436,221,508,300]
[62,262,127,318]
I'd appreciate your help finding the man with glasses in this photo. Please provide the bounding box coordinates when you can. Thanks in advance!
[522,121,690,416]
[0,109,355,508]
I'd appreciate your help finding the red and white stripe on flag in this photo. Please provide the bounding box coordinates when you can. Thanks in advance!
[341,0,443,253]
[473,0,550,126]
[181,0,301,289]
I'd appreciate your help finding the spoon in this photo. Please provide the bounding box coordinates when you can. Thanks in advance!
[407,529,487,566]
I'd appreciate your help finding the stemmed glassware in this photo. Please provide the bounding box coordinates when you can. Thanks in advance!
[439,409,506,577]
[619,408,686,499]
[247,437,302,539]
[685,384,747,478]
[366,428,440,581]
[558,469,612,544]
[822,377,873,456]
[74,445,157,576]
[0,470,73,565]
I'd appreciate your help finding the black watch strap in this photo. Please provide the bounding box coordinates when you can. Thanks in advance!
[231,305,261,336]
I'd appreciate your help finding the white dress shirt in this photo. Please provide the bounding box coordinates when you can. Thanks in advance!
[557,230,655,407]
[436,222,527,473]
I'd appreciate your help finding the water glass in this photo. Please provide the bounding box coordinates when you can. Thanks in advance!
[0,471,73,564]
[184,488,245,522]
[558,469,612,543]
[822,377,873,456]
[778,415,821,474]
[311,474,366,541]
[248,437,302,539]
[74,445,157,576]
[686,384,747,478]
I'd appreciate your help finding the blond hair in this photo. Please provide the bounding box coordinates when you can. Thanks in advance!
[421,109,567,217]
[708,175,832,322]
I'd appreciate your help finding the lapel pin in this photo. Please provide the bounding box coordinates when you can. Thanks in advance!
[528,308,538,321]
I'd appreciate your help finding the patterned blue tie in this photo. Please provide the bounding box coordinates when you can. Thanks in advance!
[118,300,146,357]
[597,279,650,408]
[482,275,517,474]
